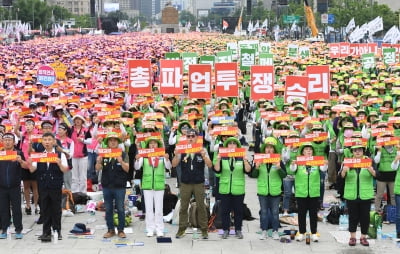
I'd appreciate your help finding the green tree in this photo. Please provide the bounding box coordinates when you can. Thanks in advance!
[329,0,395,31]
[11,0,52,29]
[74,14,93,28]
[179,10,196,27]
[107,10,129,21]
[52,5,72,24]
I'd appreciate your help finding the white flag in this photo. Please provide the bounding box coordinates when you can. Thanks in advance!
[345,18,355,34]
[253,20,260,31]
[247,20,253,33]
[262,18,268,29]
[383,26,400,44]
[290,21,297,32]
[368,16,383,35]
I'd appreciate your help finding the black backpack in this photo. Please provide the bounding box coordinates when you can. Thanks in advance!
[208,200,223,230]
[327,203,342,225]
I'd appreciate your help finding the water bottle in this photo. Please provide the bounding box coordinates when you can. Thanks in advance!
[305,232,310,245]
[7,227,11,240]
[322,212,327,224]
[53,231,58,244]
[377,226,382,240]
[192,228,199,240]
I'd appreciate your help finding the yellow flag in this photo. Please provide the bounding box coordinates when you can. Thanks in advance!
[304,0,318,37]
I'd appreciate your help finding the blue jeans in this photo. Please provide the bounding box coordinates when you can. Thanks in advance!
[258,195,280,231]
[283,178,294,211]
[395,194,400,234]
[87,152,98,183]
[103,188,126,231]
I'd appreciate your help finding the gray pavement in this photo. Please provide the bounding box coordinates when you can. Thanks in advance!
[0,178,398,254]
[1,121,399,253]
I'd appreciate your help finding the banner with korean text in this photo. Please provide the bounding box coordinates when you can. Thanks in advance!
[159,60,183,95]
[306,65,330,100]
[188,64,212,99]
[98,148,123,158]
[215,62,238,97]
[128,59,152,95]
[250,65,274,101]
[284,76,309,105]
[137,148,165,157]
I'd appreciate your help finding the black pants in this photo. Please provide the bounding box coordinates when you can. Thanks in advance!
[220,193,245,231]
[0,186,23,233]
[297,197,319,234]
[347,199,370,235]
[39,188,62,235]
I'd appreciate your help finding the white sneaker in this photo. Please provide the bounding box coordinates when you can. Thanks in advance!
[147,231,154,237]
[272,231,279,240]
[259,230,267,240]
[282,211,289,216]
[295,233,304,241]
[311,234,319,242]
[156,231,164,237]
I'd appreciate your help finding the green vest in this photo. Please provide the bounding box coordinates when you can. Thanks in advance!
[294,165,320,198]
[256,163,284,196]
[274,97,284,111]
[245,85,250,98]
[378,147,397,172]
[141,158,166,190]
[312,141,328,159]
[343,167,374,200]
[219,158,245,195]
[324,120,337,150]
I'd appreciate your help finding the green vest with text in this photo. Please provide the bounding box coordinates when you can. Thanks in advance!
[219,158,245,195]
[257,164,283,196]
[343,167,374,200]
[142,158,165,190]
[378,147,397,172]
[294,165,320,198]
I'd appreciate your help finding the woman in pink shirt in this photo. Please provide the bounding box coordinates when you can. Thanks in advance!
[14,117,39,215]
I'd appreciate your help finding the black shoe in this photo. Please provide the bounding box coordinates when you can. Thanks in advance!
[139,214,145,221]
[25,207,32,215]
[57,231,62,240]
[36,217,43,224]
[40,234,51,242]
[329,184,336,190]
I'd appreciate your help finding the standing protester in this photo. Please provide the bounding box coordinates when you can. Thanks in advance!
[56,123,74,190]
[70,114,92,193]
[14,117,40,215]
[374,131,397,212]
[341,140,376,247]
[29,132,69,242]
[214,137,252,239]
[172,128,212,239]
[291,142,327,242]
[252,137,286,240]
[0,133,27,239]
[134,138,171,237]
[96,132,129,239]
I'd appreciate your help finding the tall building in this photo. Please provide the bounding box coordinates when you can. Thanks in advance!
[47,0,91,16]
[140,0,161,21]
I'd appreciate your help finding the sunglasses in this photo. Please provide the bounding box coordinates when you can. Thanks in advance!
[186,135,196,138]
